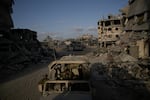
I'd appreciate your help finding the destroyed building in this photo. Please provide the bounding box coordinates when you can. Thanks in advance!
[0,0,51,82]
[0,0,20,65]
[10,29,42,61]
[0,0,14,31]
[97,15,124,47]
[0,0,43,67]
[0,28,43,65]
[92,1,150,96]
[11,29,41,51]
[40,36,57,58]
[121,0,150,59]
[41,36,54,48]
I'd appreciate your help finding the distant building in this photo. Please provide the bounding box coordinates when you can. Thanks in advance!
[11,29,37,42]
[0,28,43,64]
[41,36,53,48]
[79,34,97,46]
[80,34,93,40]
[11,29,41,54]
[97,15,124,47]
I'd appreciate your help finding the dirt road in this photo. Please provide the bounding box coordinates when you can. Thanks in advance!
[0,64,48,100]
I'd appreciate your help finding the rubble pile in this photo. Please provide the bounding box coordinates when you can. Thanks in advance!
[91,62,150,88]
[97,63,150,80]
[89,51,138,63]
[90,48,150,89]
[114,53,138,62]
[106,63,150,80]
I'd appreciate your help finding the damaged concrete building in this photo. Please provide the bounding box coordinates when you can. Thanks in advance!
[0,0,44,63]
[0,0,20,65]
[10,29,42,62]
[1,28,44,64]
[0,0,14,31]
[0,28,43,65]
[121,0,150,59]
[97,15,124,47]
[0,0,47,81]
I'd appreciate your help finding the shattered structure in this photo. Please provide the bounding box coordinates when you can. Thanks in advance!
[91,1,150,99]
[121,0,150,58]
[11,29,43,62]
[0,1,44,80]
[0,28,43,65]
[97,15,124,47]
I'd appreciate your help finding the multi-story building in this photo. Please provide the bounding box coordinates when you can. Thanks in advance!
[97,15,123,47]
[121,0,150,58]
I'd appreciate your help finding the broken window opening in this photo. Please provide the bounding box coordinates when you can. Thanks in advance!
[105,21,111,26]
[115,28,118,30]
[108,35,112,38]
[108,28,112,31]
[137,14,144,25]
[116,35,119,38]
[114,20,121,25]
[147,13,150,21]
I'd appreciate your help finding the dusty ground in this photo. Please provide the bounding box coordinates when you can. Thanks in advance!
[92,80,150,100]
[0,63,48,100]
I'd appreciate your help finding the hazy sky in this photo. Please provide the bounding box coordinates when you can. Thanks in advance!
[12,0,128,41]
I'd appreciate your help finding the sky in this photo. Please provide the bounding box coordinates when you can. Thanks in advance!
[12,0,128,41]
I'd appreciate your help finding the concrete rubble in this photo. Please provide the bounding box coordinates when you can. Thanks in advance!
[90,0,150,92]
[88,47,150,90]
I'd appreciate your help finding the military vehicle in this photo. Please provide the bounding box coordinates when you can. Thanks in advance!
[66,41,84,51]
[38,55,92,100]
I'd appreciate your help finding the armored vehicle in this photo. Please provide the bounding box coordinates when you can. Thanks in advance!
[38,55,92,100]
[67,41,84,51]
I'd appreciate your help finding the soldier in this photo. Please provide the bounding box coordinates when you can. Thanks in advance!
[38,74,49,84]
[38,74,49,93]
[78,64,83,79]
[54,64,62,80]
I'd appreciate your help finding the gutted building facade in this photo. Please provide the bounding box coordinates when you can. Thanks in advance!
[123,0,150,58]
[97,15,124,47]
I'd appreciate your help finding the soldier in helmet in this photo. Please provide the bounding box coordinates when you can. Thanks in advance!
[38,74,49,93]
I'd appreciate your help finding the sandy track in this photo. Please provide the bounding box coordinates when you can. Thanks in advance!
[0,64,48,100]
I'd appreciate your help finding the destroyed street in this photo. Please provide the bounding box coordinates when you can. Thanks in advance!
[0,0,150,100]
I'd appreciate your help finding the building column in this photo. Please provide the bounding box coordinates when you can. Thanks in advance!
[136,39,145,58]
